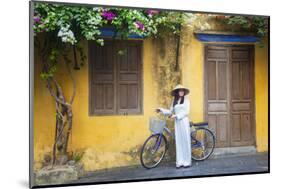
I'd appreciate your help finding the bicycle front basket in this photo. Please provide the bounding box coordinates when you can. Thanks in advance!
[149,117,166,134]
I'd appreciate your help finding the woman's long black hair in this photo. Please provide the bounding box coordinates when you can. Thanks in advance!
[173,89,185,107]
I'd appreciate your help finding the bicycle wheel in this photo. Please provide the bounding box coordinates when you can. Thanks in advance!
[191,127,215,161]
[140,134,167,169]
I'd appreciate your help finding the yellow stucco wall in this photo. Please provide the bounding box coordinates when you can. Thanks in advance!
[181,36,204,122]
[255,39,269,152]
[34,47,56,170]
[33,32,268,172]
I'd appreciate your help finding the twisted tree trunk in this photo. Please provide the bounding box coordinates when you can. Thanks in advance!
[38,41,77,167]
[49,57,76,166]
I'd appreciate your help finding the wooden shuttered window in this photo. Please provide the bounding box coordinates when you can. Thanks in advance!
[89,40,143,116]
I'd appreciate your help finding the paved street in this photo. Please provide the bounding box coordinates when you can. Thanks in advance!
[71,152,268,184]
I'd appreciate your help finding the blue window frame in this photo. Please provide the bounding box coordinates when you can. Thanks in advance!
[99,27,144,39]
[195,32,260,43]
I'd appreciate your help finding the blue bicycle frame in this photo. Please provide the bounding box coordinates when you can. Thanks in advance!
[151,127,173,152]
[151,126,205,151]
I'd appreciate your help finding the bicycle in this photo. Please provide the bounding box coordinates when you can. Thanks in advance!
[140,115,216,169]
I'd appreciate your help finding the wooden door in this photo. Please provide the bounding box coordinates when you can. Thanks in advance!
[204,45,255,148]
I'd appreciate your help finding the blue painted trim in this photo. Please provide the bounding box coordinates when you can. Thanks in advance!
[99,27,144,39]
[195,33,260,43]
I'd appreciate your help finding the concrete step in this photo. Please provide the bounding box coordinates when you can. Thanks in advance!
[211,146,257,158]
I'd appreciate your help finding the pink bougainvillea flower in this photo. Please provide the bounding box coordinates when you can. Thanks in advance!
[134,21,145,31]
[101,10,116,21]
[146,9,160,17]
[34,16,41,23]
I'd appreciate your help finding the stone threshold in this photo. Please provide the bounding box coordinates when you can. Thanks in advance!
[211,146,257,158]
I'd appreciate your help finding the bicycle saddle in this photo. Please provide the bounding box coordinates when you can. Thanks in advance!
[192,122,208,126]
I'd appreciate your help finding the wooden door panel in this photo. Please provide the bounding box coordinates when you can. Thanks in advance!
[207,114,217,138]
[241,61,251,99]
[208,102,227,112]
[231,113,241,142]
[207,61,216,100]
[232,101,251,109]
[231,61,241,100]
[207,114,229,147]
[217,114,229,146]
[218,61,227,100]
[241,113,252,141]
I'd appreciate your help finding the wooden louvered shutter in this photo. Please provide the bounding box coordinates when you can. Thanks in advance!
[89,41,116,115]
[89,40,142,116]
[116,41,142,115]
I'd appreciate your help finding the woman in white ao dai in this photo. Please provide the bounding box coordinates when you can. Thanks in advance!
[157,84,192,168]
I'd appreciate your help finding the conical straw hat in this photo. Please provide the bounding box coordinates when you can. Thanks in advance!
[171,84,190,96]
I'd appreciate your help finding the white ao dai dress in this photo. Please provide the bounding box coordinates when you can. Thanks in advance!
[158,96,192,167]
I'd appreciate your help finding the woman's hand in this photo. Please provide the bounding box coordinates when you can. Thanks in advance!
[169,114,177,120]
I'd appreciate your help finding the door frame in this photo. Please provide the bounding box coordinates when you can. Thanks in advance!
[203,43,257,148]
